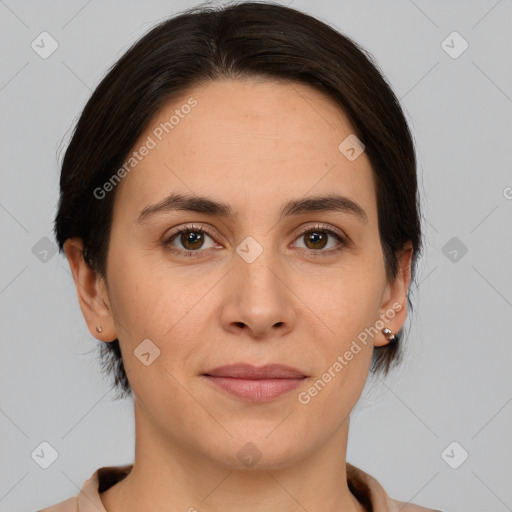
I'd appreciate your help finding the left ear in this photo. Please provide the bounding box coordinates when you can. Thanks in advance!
[374,242,413,347]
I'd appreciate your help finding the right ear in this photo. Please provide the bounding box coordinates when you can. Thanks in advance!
[63,238,117,342]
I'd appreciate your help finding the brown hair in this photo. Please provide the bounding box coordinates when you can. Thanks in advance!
[55,1,422,400]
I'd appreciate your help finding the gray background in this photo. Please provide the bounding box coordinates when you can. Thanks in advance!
[1,1,511,511]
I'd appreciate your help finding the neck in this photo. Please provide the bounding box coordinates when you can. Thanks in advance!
[100,400,365,512]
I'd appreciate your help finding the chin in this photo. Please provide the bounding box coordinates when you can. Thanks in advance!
[203,432,308,472]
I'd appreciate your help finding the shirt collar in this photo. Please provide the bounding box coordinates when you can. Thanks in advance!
[76,462,403,512]
[77,464,132,512]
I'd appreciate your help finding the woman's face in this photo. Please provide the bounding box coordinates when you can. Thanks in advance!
[91,78,411,468]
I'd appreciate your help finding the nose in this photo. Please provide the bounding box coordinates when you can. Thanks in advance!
[220,249,296,340]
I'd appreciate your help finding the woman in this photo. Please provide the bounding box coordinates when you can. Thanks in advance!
[41,2,442,511]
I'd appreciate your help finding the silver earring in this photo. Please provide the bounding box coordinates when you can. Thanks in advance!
[96,326,103,333]
[381,327,396,342]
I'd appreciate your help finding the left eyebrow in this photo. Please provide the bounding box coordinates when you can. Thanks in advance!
[137,192,368,225]
[280,194,368,225]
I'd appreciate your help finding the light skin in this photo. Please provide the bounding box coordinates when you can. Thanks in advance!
[64,78,412,512]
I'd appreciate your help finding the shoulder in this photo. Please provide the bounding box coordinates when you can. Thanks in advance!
[37,464,132,512]
[38,496,78,512]
[391,499,444,511]
[346,462,442,512]
[390,498,444,511]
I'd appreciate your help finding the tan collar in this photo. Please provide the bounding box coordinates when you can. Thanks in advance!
[73,462,436,512]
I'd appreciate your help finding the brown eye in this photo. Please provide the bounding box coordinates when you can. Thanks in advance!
[292,225,348,255]
[179,230,206,250]
[303,230,328,250]
[165,225,217,256]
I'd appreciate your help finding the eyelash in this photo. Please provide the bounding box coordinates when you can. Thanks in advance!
[163,223,349,258]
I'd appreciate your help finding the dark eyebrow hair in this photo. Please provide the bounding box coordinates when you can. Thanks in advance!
[137,192,368,224]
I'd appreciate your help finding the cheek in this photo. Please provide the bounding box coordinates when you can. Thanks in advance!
[106,259,205,412]
[292,263,383,404]
[106,248,211,377]
[106,244,190,337]
[298,260,384,341]
[299,283,377,414]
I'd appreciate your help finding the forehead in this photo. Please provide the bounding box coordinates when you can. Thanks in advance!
[113,78,377,224]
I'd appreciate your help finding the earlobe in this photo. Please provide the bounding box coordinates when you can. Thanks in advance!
[375,243,413,347]
[63,238,117,342]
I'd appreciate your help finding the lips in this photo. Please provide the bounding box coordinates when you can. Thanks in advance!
[202,364,307,402]
[203,363,307,379]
